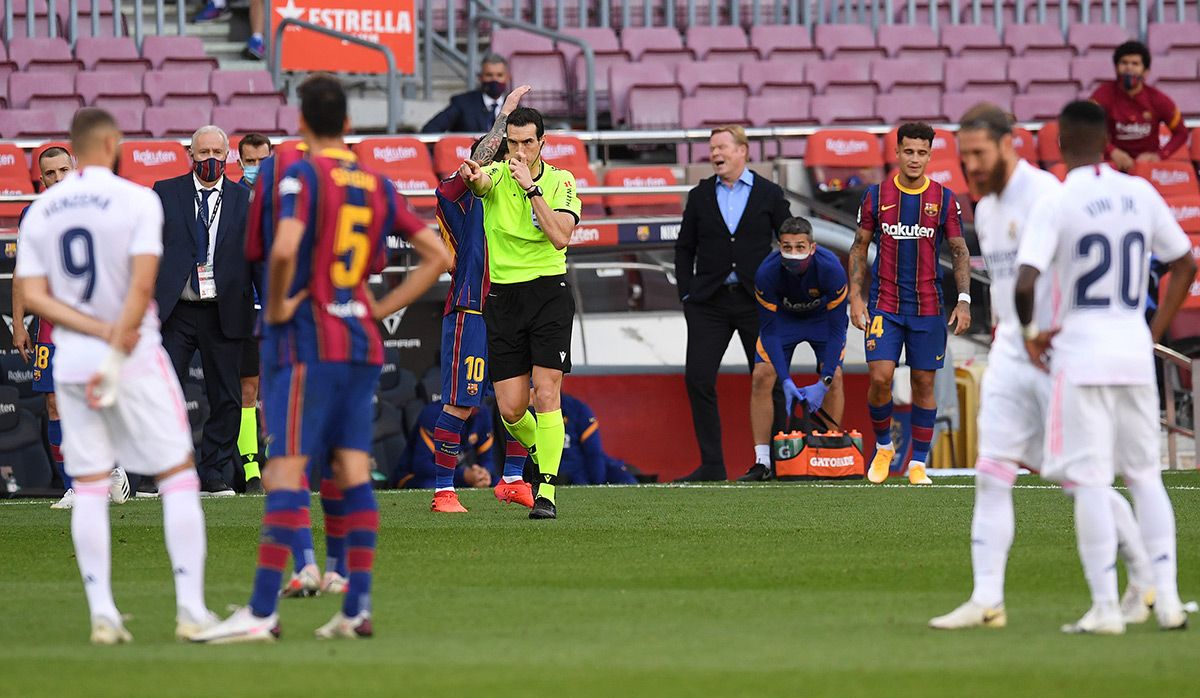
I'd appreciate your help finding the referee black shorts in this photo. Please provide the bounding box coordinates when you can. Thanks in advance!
[239,337,260,379]
[484,274,575,383]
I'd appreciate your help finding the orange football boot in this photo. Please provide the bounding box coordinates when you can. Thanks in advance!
[431,490,468,513]
[493,480,535,508]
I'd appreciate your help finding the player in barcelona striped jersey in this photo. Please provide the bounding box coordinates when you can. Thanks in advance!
[848,122,973,487]
[194,75,449,644]
[429,84,537,514]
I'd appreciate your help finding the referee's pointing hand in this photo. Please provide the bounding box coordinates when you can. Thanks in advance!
[460,158,484,183]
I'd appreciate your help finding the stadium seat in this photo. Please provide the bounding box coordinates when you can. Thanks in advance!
[1151,55,1199,82]
[0,108,71,138]
[140,35,219,71]
[352,137,437,213]
[510,52,571,116]
[621,26,693,62]
[556,27,622,69]
[570,51,629,115]
[628,84,684,129]
[0,13,63,41]
[941,91,1014,122]
[1160,124,1192,162]
[417,365,441,404]
[144,105,210,138]
[0,143,28,182]
[675,61,746,99]
[213,104,277,135]
[371,399,408,486]
[7,37,83,73]
[740,60,816,99]
[680,95,746,129]
[1135,161,1200,199]
[1176,88,1200,118]
[76,70,147,107]
[811,93,879,125]
[870,58,943,98]
[1005,23,1074,60]
[942,24,1012,60]
[433,136,473,178]
[489,28,555,61]
[1007,56,1079,95]
[883,127,958,166]
[1071,54,1115,93]
[211,70,284,108]
[143,70,217,109]
[945,56,1014,94]
[874,94,947,124]
[542,134,590,173]
[748,24,820,60]
[809,58,875,99]
[1011,126,1038,162]
[378,350,417,407]
[0,385,52,490]
[1191,128,1200,162]
[603,166,681,216]
[571,165,606,218]
[686,25,756,61]
[276,105,300,135]
[1167,195,1200,234]
[118,140,190,187]
[1037,121,1062,165]
[805,129,884,191]
[73,36,150,73]
[402,397,425,435]
[7,71,79,110]
[814,23,883,60]
[1067,22,1133,55]
[876,23,947,60]
[921,161,971,197]
[1012,93,1064,120]
[1147,22,1200,60]
[107,105,147,138]
[0,176,34,220]
[608,62,675,125]
[745,94,812,126]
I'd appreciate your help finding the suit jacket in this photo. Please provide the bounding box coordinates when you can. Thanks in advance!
[421,89,497,133]
[152,173,256,339]
[674,171,792,304]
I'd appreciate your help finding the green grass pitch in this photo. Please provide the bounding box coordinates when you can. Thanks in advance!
[2,475,1200,697]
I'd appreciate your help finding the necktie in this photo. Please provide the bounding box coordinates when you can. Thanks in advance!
[492,101,500,121]
[192,188,214,294]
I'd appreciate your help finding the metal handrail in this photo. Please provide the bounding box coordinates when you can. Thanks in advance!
[464,0,597,137]
[270,18,401,134]
[1155,343,1199,470]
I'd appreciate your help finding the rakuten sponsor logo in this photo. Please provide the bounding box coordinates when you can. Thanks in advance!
[542,143,579,161]
[1172,204,1200,220]
[133,149,178,166]
[882,221,936,239]
[0,154,15,167]
[392,178,430,191]
[374,145,419,163]
[623,176,668,187]
[1151,169,1191,186]
[570,227,600,245]
[825,139,870,157]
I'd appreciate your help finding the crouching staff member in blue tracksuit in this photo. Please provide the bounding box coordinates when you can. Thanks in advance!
[740,216,849,481]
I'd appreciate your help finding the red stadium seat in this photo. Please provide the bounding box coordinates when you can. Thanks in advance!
[489,28,554,61]
[571,51,630,114]
[7,37,82,73]
[1135,161,1200,199]
[686,25,756,61]
[77,71,147,107]
[353,137,436,180]
[1177,88,1200,118]
[433,136,474,178]
[509,52,571,116]
[871,57,943,99]
[811,94,880,125]
[107,105,148,138]
[0,176,34,219]
[556,27,621,69]
[118,140,190,187]
[143,70,217,109]
[0,144,28,184]
[675,61,744,98]
[1013,94,1064,121]
[805,129,884,190]
[1067,22,1133,56]
[391,171,438,218]
[73,37,151,73]
[143,105,211,138]
[809,58,875,99]
[1037,121,1063,165]
[7,71,79,110]
[813,23,883,60]
[922,162,970,197]
[1011,127,1038,163]
[942,24,1012,60]
[1005,23,1074,60]
[1161,124,1192,162]
[941,91,1014,122]
[1191,128,1200,162]
[945,57,1014,95]
[745,95,813,126]
[628,84,684,129]
[1147,22,1200,60]
[213,105,277,135]
[276,105,300,135]
[620,27,693,62]
[542,134,590,174]
[1071,55,1115,94]
[883,127,958,166]
[1167,196,1200,234]
[560,163,604,217]
[739,60,816,99]
[875,94,947,124]
[211,70,284,108]
[608,62,675,125]
[748,25,820,61]
[603,166,681,217]
[680,95,747,129]
[140,36,218,71]
[1007,56,1079,95]
[0,108,71,138]
[876,23,947,60]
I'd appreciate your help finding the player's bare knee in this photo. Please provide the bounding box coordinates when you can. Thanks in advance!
[240,378,258,408]
[751,364,775,394]
[444,403,471,420]
[910,370,936,401]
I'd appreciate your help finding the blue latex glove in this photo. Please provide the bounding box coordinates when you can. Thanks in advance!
[801,379,829,413]
[782,378,805,415]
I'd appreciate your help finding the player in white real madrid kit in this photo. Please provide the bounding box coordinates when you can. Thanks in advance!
[1016,101,1195,635]
[930,104,1157,630]
[16,109,218,645]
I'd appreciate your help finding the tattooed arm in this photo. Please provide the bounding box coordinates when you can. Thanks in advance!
[848,225,873,331]
[470,84,532,166]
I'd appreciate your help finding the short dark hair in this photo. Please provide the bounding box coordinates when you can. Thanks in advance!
[1113,40,1151,70]
[297,74,347,138]
[38,146,71,165]
[507,107,544,140]
[896,121,936,148]
[1058,100,1108,159]
[778,216,813,239]
[238,132,272,159]
[469,135,507,163]
[958,103,1012,142]
[69,107,118,154]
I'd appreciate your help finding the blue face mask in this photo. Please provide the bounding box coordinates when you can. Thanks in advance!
[242,164,260,185]
[1120,73,1142,91]
[781,251,812,275]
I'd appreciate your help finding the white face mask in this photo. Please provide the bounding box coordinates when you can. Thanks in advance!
[780,251,811,261]
[781,250,812,274]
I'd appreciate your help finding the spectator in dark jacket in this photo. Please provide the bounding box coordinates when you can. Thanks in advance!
[421,54,510,133]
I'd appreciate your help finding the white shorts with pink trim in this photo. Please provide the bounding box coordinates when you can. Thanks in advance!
[57,345,193,478]
[1042,376,1159,487]
[977,354,1050,470]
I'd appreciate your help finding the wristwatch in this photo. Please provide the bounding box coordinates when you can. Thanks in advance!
[525,184,543,199]
[821,375,833,387]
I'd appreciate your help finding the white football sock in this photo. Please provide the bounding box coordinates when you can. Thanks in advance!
[72,479,119,621]
[969,459,1016,608]
[159,469,208,620]
[1073,485,1119,605]
[1126,476,1180,602]
[209,0,227,8]
[1107,488,1154,589]
[502,475,522,483]
[754,444,770,466]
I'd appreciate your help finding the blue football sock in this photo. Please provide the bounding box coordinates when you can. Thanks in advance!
[291,489,315,573]
[249,490,303,618]
[868,401,894,448]
[432,410,465,491]
[910,405,938,465]
[341,483,378,618]
[503,431,529,480]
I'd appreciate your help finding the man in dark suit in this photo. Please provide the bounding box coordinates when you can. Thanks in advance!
[674,125,792,482]
[421,54,509,133]
[153,125,256,495]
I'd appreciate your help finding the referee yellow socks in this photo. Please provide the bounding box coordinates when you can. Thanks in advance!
[238,407,261,480]
[533,409,564,504]
[503,410,538,452]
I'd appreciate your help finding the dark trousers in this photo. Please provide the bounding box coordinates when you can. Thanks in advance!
[162,300,242,485]
[683,284,759,478]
